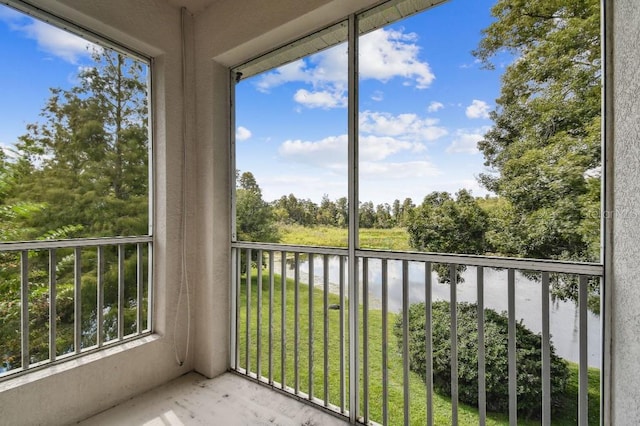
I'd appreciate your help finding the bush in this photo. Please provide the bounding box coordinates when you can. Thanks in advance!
[394,301,569,419]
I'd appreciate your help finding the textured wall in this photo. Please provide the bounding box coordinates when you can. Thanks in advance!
[611,0,640,423]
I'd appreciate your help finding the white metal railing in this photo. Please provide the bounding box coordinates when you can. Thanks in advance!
[231,241,603,425]
[0,236,153,381]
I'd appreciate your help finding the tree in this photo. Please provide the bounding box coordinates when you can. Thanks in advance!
[317,194,338,226]
[408,190,488,255]
[1,48,150,371]
[335,197,348,228]
[236,171,279,242]
[374,203,393,228]
[359,201,376,228]
[400,197,415,226]
[11,48,149,238]
[407,190,488,283]
[473,0,601,263]
[395,301,569,418]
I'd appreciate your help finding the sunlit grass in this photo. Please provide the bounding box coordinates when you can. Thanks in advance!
[279,224,412,251]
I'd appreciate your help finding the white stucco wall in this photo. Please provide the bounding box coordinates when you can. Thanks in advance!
[610,0,640,424]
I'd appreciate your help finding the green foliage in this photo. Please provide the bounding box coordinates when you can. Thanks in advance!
[271,193,414,230]
[406,190,488,282]
[473,0,601,263]
[394,301,569,419]
[9,48,149,239]
[0,48,149,371]
[408,190,488,254]
[236,171,279,242]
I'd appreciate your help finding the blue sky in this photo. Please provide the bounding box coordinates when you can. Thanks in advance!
[236,0,512,205]
[0,5,102,153]
[1,1,509,206]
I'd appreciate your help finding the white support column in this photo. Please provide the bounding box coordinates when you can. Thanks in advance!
[609,0,640,424]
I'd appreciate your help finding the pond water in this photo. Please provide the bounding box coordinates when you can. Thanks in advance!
[279,255,601,367]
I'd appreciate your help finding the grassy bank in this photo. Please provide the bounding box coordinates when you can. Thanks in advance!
[237,269,599,425]
[279,224,412,251]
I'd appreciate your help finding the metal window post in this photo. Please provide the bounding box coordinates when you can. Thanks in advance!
[347,12,360,424]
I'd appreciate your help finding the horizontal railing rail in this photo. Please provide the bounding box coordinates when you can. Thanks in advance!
[231,241,603,425]
[0,236,153,382]
[231,241,603,276]
[0,235,153,251]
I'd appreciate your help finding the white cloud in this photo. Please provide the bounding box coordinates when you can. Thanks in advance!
[446,127,490,154]
[236,126,252,141]
[260,174,346,203]
[3,13,97,63]
[360,111,447,142]
[359,160,440,179]
[459,58,482,69]
[427,101,444,113]
[0,142,18,160]
[278,133,431,168]
[256,27,435,107]
[465,99,491,119]
[278,135,346,169]
[294,89,347,109]
[255,60,311,92]
[371,91,384,102]
[360,135,422,161]
[359,28,434,89]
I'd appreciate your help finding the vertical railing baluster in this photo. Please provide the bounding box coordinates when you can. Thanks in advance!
[339,255,346,413]
[323,254,329,407]
[477,266,486,426]
[508,268,517,425]
[137,244,143,335]
[425,261,433,426]
[579,275,589,426]
[245,248,252,374]
[362,257,369,424]
[233,248,240,370]
[308,254,314,400]
[147,242,153,333]
[382,259,389,426]
[49,249,57,361]
[348,253,359,421]
[20,251,29,369]
[281,250,287,390]
[294,252,300,394]
[402,260,410,426]
[75,247,83,352]
[268,251,274,385]
[541,272,551,426]
[450,263,458,426]
[257,249,263,379]
[117,245,125,341]
[96,247,104,348]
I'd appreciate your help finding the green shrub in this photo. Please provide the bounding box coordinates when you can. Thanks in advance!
[394,301,569,419]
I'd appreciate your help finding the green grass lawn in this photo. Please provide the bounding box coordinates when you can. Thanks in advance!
[237,268,599,425]
[279,224,412,251]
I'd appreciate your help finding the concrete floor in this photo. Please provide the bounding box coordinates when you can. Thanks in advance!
[78,372,348,426]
